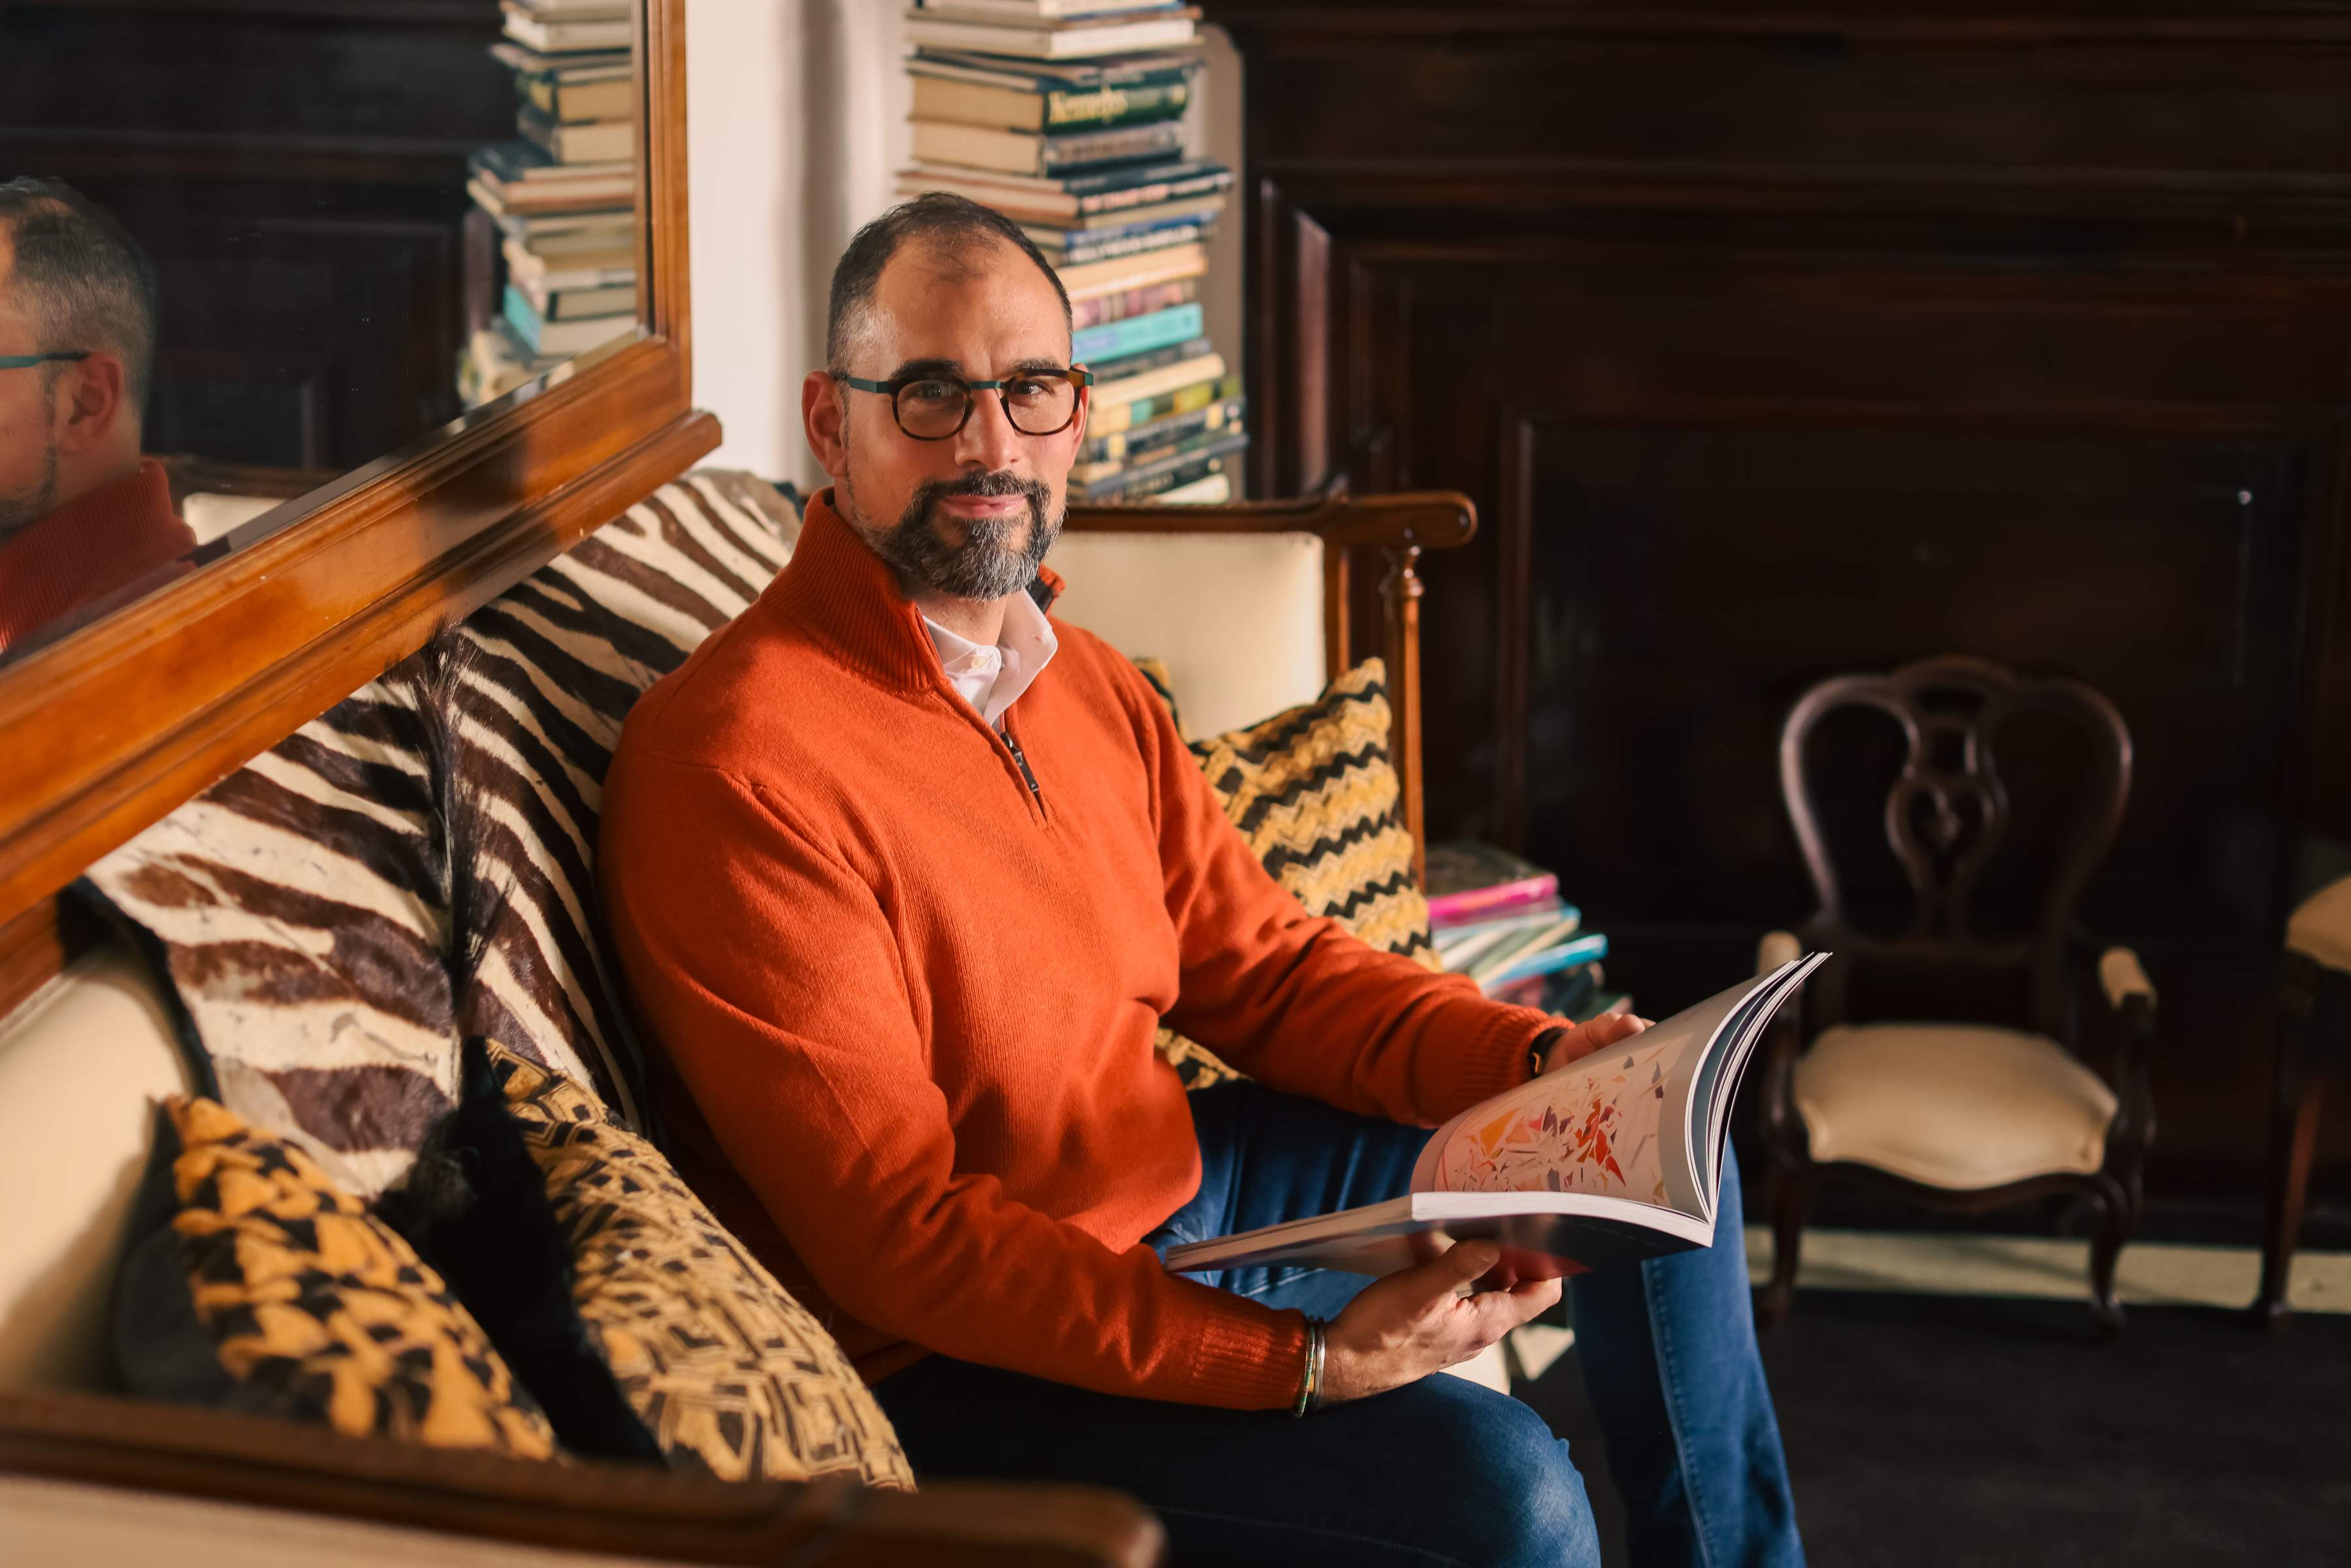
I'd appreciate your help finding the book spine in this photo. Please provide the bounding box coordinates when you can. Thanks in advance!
[502,285,546,354]
[1085,368,1234,435]
[1042,120,1183,170]
[1070,168,1232,215]
[1481,935,1610,995]
[1043,80,1191,128]
[1081,432,1247,502]
[1076,392,1238,466]
[1070,302,1201,364]
[1426,874,1560,928]
[1045,221,1207,266]
[1068,277,1195,329]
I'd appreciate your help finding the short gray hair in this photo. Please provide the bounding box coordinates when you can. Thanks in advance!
[0,177,158,409]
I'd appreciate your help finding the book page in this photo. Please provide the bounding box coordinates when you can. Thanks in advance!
[1418,1032,1689,1205]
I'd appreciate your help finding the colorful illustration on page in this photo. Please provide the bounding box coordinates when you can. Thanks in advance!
[1433,1037,1678,1204]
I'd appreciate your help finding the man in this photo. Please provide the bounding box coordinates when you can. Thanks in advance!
[0,176,191,654]
[601,192,1800,1566]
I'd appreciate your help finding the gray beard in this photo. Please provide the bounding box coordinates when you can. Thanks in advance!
[0,438,58,543]
[852,467,1061,603]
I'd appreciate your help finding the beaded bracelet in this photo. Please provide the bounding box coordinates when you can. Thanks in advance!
[1291,1318,1327,1418]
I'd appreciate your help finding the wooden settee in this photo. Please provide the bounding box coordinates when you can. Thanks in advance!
[0,477,1475,1567]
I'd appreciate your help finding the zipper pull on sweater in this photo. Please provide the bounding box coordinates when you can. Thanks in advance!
[1002,729,1044,800]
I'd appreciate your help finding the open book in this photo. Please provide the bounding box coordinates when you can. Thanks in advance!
[1163,954,1829,1279]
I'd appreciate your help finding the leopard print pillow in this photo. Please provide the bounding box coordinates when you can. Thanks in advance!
[165,1096,555,1456]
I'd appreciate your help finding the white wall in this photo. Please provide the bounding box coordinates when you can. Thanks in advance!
[684,9,1239,492]
[686,0,908,490]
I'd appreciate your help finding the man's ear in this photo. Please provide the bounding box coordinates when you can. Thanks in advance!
[54,352,126,457]
[803,370,850,480]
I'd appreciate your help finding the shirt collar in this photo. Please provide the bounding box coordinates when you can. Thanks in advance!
[921,581,1060,728]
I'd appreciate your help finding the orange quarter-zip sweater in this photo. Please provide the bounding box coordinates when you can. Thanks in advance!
[599,489,1557,1409]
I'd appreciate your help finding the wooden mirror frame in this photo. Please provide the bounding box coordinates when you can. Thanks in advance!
[0,0,717,940]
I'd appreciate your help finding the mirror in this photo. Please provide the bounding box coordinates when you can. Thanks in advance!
[0,0,647,665]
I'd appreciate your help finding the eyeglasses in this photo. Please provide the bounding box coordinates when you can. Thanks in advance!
[0,352,89,369]
[840,366,1095,441]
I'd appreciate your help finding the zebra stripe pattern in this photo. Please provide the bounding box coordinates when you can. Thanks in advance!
[89,472,801,1194]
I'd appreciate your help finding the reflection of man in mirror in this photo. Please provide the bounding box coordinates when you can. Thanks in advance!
[0,176,193,652]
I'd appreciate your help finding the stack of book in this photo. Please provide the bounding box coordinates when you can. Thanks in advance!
[458,3,639,408]
[899,3,1246,504]
[1425,840,1626,1019]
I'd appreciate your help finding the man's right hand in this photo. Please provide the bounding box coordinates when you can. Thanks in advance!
[1317,1240,1561,1406]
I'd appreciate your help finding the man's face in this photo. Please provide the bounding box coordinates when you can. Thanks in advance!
[811,236,1085,602]
[0,237,63,537]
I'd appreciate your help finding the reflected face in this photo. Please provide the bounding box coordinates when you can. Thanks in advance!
[0,237,63,537]
[827,238,1083,601]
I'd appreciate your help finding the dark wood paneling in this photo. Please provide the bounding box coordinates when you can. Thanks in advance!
[1209,0,2351,1192]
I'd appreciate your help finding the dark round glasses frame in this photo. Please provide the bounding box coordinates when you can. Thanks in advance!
[839,366,1095,441]
[0,351,91,370]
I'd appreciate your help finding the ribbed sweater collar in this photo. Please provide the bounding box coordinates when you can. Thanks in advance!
[765,487,1064,697]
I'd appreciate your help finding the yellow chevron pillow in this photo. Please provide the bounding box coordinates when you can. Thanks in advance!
[1155,658,1441,1089]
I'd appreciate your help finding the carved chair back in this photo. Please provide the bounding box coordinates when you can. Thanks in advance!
[1780,654,2132,1042]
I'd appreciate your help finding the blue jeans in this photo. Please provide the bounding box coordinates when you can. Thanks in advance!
[872,1082,1803,1568]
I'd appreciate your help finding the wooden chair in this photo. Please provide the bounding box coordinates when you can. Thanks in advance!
[0,481,1476,1564]
[2254,874,2351,1331]
[1752,654,2159,1339]
[1058,486,1474,886]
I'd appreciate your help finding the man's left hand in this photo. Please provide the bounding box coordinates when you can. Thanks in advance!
[1537,1009,1652,1075]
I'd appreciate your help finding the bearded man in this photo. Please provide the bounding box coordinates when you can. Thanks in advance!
[600,193,1802,1567]
[0,176,191,654]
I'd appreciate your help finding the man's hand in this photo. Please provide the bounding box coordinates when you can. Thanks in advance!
[1539,1008,1652,1075]
[1318,1240,1560,1405]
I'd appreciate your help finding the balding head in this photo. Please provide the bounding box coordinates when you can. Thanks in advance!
[0,178,156,411]
[826,192,1070,378]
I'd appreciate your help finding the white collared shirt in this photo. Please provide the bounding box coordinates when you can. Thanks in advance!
[921,584,1059,730]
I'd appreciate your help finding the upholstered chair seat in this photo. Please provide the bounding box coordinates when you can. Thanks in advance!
[1793,1023,2119,1191]
[2259,873,2351,1326]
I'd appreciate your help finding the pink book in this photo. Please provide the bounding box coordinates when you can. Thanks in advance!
[1424,840,1559,928]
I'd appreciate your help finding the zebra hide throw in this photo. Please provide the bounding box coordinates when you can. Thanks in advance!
[87,471,801,1195]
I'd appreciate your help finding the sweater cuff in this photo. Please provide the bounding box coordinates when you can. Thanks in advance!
[1187,1305,1311,1410]
[1435,1004,1561,1116]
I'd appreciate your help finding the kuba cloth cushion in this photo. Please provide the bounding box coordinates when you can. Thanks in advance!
[487,1041,914,1488]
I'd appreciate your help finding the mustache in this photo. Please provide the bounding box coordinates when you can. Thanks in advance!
[911,468,1049,513]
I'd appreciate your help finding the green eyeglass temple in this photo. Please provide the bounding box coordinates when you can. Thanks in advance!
[0,352,91,368]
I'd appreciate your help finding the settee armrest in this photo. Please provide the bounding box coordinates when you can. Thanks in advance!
[0,1389,1162,1568]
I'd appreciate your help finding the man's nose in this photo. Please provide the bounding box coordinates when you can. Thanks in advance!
[953,389,1024,471]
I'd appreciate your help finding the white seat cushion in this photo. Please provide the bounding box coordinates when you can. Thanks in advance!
[1793,1023,2118,1190]
[0,940,193,1392]
[1045,530,1325,740]
[2288,874,2351,974]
